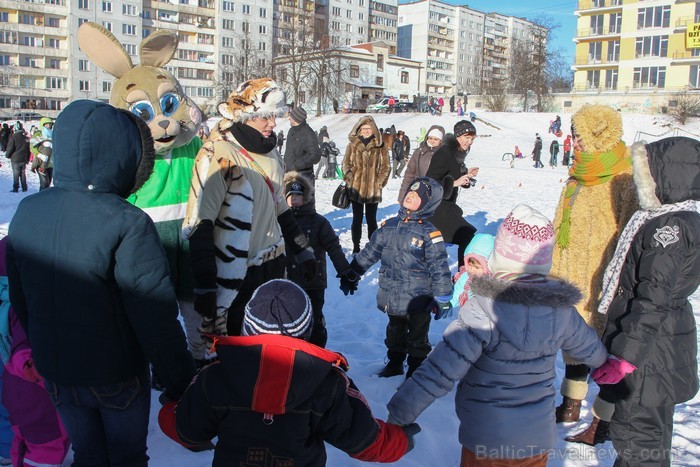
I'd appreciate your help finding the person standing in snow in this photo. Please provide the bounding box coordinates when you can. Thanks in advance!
[549,139,559,167]
[425,120,479,269]
[387,204,634,466]
[531,133,543,168]
[6,100,196,465]
[159,279,421,465]
[398,125,444,202]
[283,171,351,347]
[344,177,453,379]
[562,134,572,166]
[29,117,54,190]
[391,130,410,179]
[342,115,390,254]
[551,104,638,446]
[597,136,699,466]
[5,122,30,193]
[284,106,322,183]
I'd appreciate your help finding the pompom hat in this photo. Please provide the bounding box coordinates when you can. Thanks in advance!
[488,204,555,276]
[217,78,287,123]
[242,279,313,340]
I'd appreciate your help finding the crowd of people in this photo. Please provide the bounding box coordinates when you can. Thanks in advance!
[0,73,698,467]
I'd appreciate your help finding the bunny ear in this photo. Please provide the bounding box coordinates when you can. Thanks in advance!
[140,30,178,67]
[77,22,133,78]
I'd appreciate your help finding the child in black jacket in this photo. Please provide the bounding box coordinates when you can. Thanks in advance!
[283,171,351,347]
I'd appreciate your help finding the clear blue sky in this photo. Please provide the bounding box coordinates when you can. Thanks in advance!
[439,0,579,62]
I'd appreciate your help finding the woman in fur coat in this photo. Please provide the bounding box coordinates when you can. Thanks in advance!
[342,116,390,254]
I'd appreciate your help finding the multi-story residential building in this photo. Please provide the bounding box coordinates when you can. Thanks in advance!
[572,0,700,93]
[369,0,398,52]
[397,0,543,99]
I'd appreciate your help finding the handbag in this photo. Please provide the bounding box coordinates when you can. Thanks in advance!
[332,181,350,209]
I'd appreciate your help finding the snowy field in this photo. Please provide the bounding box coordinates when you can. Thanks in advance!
[1,109,699,466]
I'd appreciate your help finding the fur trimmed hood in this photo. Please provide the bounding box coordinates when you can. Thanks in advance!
[348,115,383,146]
[471,274,581,308]
[571,105,623,153]
[283,170,314,205]
[631,137,700,209]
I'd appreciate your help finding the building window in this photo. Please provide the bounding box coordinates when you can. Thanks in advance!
[122,24,136,36]
[242,4,250,14]
[79,80,91,92]
[125,44,137,55]
[375,76,383,86]
[259,7,266,17]
[0,13,7,22]
[222,1,234,12]
[48,38,60,48]
[350,65,359,78]
[222,19,234,30]
[259,41,266,51]
[78,0,89,10]
[605,69,618,90]
[102,1,112,12]
[690,65,700,88]
[48,59,60,69]
[221,36,234,48]
[637,6,670,29]
[400,71,409,84]
[242,22,249,33]
[259,25,267,34]
[102,81,112,92]
[78,59,90,71]
[633,66,666,88]
[635,35,668,59]
[123,4,138,16]
[377,54,384,72]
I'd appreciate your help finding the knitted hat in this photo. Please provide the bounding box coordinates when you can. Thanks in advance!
[285,179,305,198]
[289,106,307,124]
[217,78,287,123]
[488,204,555,276]
[427,127,444,140]
[571,104,622,153]
[454,120,476,138]
[405,178,432,209]
[242,279,313,340]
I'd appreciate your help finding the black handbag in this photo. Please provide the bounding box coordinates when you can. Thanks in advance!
[332,181,350,209]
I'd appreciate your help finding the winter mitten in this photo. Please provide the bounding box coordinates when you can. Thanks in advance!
[193,290,217,320]
[296,247,318,281]
[591,355,636,385]
[427,295,453,320]
[402,423,422,453]
[338,268,360,296]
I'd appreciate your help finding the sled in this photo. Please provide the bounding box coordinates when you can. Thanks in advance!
[336,166,343,179]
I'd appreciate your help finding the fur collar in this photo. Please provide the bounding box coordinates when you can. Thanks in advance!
[631,141,660,210]
[470,274,581,308]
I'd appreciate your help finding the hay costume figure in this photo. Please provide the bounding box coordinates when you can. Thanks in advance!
[182,78,316,344]
[77,23,206,368]
[597,137,699,466]
[550,105,639,444]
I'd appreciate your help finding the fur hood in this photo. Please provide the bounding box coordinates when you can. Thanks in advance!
[631,137,700,209]
[470,274,581,308]
[283,170,314,205]
[347,115,383,148]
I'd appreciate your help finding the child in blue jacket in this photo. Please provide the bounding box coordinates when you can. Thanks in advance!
[342,177,453,378]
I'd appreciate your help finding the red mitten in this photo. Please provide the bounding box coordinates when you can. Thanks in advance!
[591,355,636,385]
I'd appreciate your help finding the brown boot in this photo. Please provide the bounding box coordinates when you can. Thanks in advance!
[565,417,610,446]
[555,397,581,423]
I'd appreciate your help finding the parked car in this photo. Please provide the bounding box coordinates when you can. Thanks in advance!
[394,101,417,113]
[366,98,391,113]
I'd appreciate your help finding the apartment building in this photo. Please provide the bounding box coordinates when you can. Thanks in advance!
[369,0,397,52]
[397,0,542,99]
[572,0,700,92]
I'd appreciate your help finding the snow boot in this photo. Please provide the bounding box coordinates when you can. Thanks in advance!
[565,417,610,446]
[406,356,425,379]
[378,351,405,378]
[555,397,581,423]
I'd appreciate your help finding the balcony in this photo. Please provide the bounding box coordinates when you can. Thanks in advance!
[575,0,622,14]
[4,0,67,16]
[574,26,621,42]
[674,15,700,32]
[572,55,619,70]
[15,64,68,77]
[671,49,700,64]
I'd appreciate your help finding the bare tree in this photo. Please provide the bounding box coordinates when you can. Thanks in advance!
[212,29,272,102]
[273,10,316,105]
[670,89,700,124]
[305,45,351,116]
[525,14,570,112]
[481,82,509,112]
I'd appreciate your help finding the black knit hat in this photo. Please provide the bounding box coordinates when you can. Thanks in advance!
[454,120,476,138]
[242,279,313,340]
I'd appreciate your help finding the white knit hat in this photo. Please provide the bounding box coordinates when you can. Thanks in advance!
[488,204,555,275]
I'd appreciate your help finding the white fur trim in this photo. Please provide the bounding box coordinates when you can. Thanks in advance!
[631,141,661,210]
[560,378,589,400]
[591,397,615,422]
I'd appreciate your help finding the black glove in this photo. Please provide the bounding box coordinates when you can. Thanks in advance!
[337,268,360,296]
[427,295,453,320]
[402,423,422,453]
[193,291,217,320]
[296,248,317,281]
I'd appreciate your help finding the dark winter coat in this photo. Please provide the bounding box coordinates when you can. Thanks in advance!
[392,135,410,161]
[284,122,322,173]
[342,116,390,204]
[353,177,452,316]
[425,134,475,243]
[0,125,10,150]
[6,100,195,396]
[601,137,700,408]
[532,137,542,161]
[4,130,30,164]
[397,125,444,202]
[550,140,559,156]
[284,171,350,290]
[388,275,607,457]
[174,334,409,466]
[321,142,339,165]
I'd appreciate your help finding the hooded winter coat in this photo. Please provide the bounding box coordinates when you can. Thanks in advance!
[172,334,409,466]
[387,275,608,457]
[601,137,700,408]
[284,171,351,290]
[342,116,390,204]
[353,177,452,316]
[397,125,444,202]
[6,100,195,396]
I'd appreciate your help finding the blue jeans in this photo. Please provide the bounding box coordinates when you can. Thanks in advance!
[44,371,150,467]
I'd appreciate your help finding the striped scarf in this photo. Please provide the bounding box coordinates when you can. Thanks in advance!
[556,141,630,248]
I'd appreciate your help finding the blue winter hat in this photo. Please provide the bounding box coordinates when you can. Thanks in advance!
[242,279,313,340]
[405,178,433,209]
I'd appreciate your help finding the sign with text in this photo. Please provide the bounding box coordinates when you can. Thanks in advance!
[687,23,700,48]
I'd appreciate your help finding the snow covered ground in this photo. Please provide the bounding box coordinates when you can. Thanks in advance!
[1,109,698,466]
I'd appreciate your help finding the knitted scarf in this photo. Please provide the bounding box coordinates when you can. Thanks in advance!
[597,199,697,315]
[556,141,630,248]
